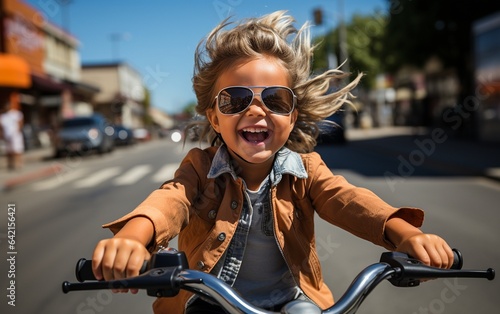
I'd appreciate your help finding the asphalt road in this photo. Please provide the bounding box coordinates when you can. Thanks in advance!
[0,138,498,314]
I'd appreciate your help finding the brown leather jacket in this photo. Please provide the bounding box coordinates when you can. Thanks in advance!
[104,146,424,313]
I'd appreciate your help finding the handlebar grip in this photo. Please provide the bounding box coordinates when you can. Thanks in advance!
[451,248,463,270]
[75,258,149,282]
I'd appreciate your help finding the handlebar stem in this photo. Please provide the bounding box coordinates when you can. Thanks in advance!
[179,270,274,314]
[323,263,395,314]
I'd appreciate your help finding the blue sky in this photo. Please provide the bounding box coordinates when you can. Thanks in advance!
[27,0,387,114]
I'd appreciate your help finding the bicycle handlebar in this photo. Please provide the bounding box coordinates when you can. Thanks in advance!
[62,249,495,314]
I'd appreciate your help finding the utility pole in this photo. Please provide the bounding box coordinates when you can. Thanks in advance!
[313,2,349,72]
[313,7,338,70]
[109,33,130,61]
[338,0,349,75]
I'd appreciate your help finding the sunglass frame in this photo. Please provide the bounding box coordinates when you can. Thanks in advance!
[214,85,297,115]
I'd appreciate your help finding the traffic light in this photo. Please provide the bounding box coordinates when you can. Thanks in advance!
[313,8,323,25]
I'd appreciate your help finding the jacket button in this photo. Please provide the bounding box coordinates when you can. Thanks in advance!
[230,201,238,209]
[197,261,205,270]
[217,233,226,241]
[208,210,217,219]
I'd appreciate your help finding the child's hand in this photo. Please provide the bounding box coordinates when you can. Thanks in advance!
[92,237,150,294]
[396,233,454,269]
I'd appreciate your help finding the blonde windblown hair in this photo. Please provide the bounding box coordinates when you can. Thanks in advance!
[190,10,362,153]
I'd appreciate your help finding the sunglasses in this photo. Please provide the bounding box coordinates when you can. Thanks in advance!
[214,86,297,115]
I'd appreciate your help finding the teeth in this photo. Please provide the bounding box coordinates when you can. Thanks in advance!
[242,128,268,133]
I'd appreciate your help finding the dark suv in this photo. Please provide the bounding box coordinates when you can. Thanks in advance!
[54,114,115,157]
[316,111,346,145]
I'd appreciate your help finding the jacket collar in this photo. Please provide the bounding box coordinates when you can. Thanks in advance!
[207,145,308,185]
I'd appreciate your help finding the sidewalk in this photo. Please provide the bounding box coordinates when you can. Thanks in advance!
[0,146,62,191]
[1,127,499,191]
[346,126,500,181]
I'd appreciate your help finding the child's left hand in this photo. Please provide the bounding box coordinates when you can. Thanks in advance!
[385,216,454,269]
[396,233,454,269]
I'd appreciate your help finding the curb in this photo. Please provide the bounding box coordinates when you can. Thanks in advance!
[1,163,63,192]
[484,168,500,183]
[355,140,500,182]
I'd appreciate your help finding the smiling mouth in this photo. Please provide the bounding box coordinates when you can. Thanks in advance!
[240,127,270,143]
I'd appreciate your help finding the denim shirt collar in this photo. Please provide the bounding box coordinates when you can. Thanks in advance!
[207,145,308,186]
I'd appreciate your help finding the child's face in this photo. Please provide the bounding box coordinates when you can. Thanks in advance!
[207,56,298,165]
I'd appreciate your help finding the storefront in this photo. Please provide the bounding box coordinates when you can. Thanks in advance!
[474,11,500,142]
[1,0,99,149]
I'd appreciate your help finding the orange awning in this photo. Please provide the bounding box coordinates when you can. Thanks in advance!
[0,54,31,88]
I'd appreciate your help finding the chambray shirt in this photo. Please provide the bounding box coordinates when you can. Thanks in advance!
[205,145,308,307]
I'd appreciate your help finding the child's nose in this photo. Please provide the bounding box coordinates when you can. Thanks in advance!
[246,93,267,115]
[247,101,267,116]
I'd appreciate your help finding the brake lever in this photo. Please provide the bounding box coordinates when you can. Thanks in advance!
[380,250,495,287]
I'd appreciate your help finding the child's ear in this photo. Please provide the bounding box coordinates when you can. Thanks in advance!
[206,108,220,133]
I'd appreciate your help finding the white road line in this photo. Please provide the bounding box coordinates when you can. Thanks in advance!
[32,168,88,191]
[114,165,153,186]
[74,167,121,188]
[152,163,179,183]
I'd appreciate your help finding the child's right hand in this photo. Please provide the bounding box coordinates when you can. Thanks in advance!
[92,237,150,294]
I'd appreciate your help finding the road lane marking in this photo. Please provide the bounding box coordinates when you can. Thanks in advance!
[32,168,88,191]
[73,167,121,188]
[114,164,153,186]
[152,163,179,183]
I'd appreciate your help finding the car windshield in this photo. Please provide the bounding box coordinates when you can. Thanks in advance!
[62,118,94,128]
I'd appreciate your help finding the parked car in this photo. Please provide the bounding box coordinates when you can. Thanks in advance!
[133,128,151,142]
[54,114,115,157]
[113,124,135,146]
[316,111,347,145]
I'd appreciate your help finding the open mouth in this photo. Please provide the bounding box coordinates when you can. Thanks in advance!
[240,127,270,143]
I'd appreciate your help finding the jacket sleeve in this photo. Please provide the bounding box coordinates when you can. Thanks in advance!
[304,152,424,250]
[102,147,212,251]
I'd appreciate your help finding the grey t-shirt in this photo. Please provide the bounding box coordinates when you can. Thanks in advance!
[232,177,298,308]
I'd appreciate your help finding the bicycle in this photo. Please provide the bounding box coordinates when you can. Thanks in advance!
[62,248,495,314]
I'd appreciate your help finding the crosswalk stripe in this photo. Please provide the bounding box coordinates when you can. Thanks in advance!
[32,168,88,191]
[152,163,179,183]
[114,165,153,186]
[28,162,184,191]
[74,167,121,188]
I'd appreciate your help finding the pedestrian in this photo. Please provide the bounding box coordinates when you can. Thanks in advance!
[91,11,454,313]
[0,89,24,170]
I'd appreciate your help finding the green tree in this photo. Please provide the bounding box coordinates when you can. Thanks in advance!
[143,87,153,126]
[382,0,500,136]
[312,12,387,89]
[182,101,197,117]
[382,0,499,73]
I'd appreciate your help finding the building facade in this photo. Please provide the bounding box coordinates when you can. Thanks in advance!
[0,0,99,150]
[473,11,500,142]
[81,62,145,129]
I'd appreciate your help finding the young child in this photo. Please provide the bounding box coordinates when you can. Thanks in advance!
[92,11,453,314]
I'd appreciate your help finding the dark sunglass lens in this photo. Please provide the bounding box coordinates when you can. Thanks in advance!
[218,87,253,114]
[262,88,293,114]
